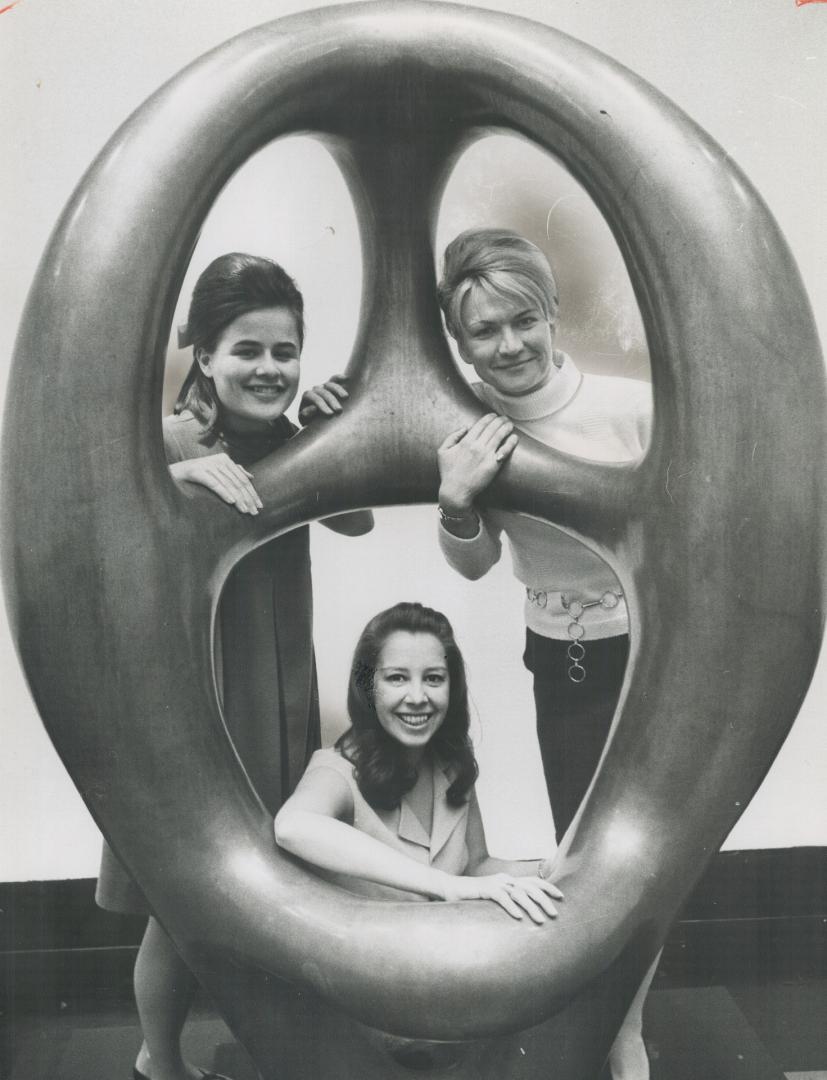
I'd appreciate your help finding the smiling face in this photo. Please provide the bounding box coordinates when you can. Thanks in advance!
[196,306,301,432]
[372,631,450,760]
[455,284,556,398]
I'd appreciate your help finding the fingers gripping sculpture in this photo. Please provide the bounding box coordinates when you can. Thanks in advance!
[2,4,824,1078]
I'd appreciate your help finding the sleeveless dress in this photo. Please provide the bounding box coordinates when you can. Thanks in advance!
[96,410,320,913]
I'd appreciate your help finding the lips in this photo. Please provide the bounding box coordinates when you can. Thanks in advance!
[395,712,432,730]
[246,384,285,399]
[495,356,534,372]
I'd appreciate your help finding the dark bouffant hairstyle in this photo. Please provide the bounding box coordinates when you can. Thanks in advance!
[336,602,478,810]
[174,252,305,434]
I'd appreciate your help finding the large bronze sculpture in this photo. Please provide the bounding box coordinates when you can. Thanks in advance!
[2,3,824,1077]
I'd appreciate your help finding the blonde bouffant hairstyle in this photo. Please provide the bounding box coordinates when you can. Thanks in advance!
[437,228,559,339]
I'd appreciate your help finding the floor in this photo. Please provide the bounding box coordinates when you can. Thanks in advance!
[3,976,825,1080]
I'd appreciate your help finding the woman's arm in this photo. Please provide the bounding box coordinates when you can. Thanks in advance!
[275,768,449,899]
[437,414,517,531]
[275,769,561,921]
[435,415,513,578]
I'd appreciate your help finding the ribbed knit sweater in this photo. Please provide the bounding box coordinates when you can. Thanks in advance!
[439,354,652,640]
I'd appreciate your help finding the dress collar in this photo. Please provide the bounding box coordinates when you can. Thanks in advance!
[478,351,581,422]
[396,760,466,859]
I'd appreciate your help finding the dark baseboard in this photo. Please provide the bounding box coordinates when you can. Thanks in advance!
[659,846,827,986]
[2,847,825,1010]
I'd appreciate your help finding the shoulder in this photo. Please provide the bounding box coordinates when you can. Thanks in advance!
[163,410,203,435]
[162,410,215,462]
[579,372,652,418]
[300,747,359,806]
[305,747,356,781]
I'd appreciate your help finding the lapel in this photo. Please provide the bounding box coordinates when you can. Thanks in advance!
[429,761,465,861]
[397,798,431,851]
[397,760,468,861]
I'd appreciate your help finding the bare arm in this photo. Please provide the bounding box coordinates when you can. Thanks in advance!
[275,767,561,922]
[275,768,451,899]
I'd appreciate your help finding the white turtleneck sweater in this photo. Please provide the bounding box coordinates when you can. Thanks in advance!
[439,354,652,640]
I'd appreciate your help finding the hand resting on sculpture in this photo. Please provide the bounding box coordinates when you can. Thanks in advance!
[275,601,562,925]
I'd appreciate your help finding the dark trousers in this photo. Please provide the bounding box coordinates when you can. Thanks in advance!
[524,629,629,842]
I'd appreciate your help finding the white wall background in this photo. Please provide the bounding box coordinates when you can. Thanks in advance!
[1,0,825,882]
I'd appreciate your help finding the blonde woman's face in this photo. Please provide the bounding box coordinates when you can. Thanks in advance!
[455,285,555,398]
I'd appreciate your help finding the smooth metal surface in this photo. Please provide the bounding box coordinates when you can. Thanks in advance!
[2,3,824,1077]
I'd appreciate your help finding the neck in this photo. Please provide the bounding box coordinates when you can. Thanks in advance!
[405,746,427,769]
[220,413,277,436]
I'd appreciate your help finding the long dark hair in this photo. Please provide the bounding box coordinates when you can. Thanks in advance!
[175,252,305,435]
[336,602,478,810]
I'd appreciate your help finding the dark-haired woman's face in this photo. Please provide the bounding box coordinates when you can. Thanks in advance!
[373,631,450,759]
[197,307,301,432]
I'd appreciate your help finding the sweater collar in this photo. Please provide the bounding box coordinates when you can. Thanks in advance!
[477,351,581,421]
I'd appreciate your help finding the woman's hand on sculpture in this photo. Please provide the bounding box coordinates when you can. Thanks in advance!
[169,455,262,515]
[298,374,350,424]
[441,871,562,924]
[437,414,518,515]
[537,854,560,882]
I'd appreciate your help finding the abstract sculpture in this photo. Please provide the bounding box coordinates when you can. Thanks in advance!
[2,3,824,1077]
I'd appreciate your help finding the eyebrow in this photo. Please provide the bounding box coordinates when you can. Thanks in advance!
[378,665,448,673]
[466,306,538,328]
[231,337,299,349]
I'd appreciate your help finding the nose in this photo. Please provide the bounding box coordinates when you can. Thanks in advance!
[254,354,281,377]
[404,680,428,705]
[498,324,523,357]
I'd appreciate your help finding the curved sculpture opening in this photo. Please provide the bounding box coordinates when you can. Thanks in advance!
[437,131,651,385]
[2,4,823,1078]
[163,134,362,415]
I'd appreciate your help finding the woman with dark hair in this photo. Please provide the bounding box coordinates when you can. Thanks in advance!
[96,252,372,1080]
[275,602,562,918]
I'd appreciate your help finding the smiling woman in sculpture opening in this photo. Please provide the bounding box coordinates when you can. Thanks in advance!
[275,601,562,918]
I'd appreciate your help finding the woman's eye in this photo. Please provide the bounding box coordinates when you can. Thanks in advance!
[517,316,537,329]
[426,674,446,686]
[233,348,258,360]
[386,673,406,685]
